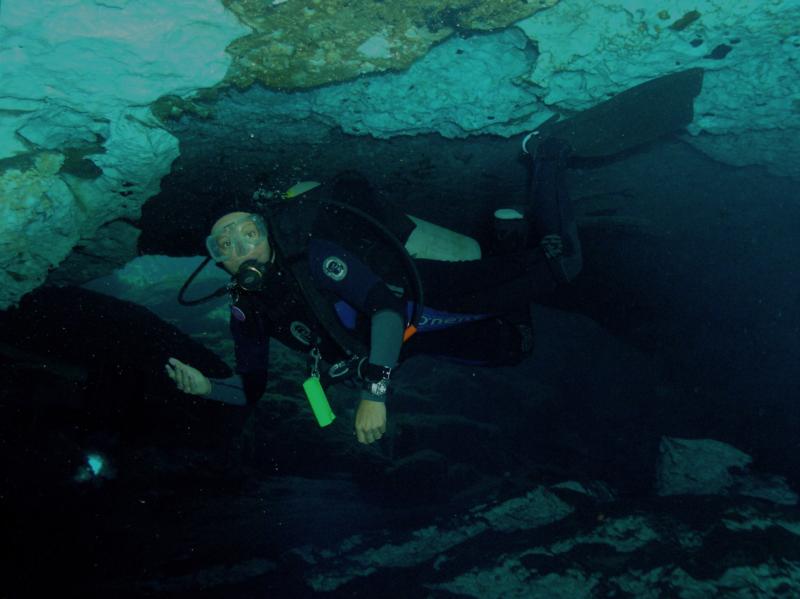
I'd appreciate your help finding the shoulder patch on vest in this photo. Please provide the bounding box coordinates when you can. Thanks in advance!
[322,255,348,281]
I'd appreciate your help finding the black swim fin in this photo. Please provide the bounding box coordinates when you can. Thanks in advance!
[526,68,704,159]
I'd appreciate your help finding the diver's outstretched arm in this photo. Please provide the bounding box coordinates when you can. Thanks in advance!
[165,357,251,406]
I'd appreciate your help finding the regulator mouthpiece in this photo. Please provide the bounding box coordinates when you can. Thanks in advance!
[235,260,267,291]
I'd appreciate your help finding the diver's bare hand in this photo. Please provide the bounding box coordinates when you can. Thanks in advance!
[355,396,387,444]
[165,357,212,396]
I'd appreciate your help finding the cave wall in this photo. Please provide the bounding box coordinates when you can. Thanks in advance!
[0,0,247,308]
[1,0,798,308]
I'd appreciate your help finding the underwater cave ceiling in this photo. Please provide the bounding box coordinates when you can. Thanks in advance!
[218,0,559,90]
[0,0,799,309]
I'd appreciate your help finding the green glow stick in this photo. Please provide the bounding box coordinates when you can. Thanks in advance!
[302,376,335,427]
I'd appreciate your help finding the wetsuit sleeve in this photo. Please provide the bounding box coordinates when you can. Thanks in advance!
[204,375,247,406]
[230,315,271,406]
[364,308,404,402]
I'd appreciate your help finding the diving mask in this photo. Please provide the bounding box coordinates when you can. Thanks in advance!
[206,214,268,263]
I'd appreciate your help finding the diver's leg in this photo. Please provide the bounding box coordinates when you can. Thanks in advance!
[415,249,558,316]
[529,137,583,282]
[403,317,531,366]
[492,207,528,254]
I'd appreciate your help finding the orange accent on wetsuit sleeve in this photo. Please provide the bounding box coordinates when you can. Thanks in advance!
[403,325,417,342]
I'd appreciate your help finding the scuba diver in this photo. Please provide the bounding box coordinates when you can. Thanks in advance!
[166,136,581,445]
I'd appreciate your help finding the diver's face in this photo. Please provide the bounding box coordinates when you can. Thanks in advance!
[207,211,272,274]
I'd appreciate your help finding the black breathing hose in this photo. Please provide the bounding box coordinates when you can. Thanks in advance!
[177,256,228,306]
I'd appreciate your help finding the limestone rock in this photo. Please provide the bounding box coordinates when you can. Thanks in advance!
[46,220,141,287]
[294,476,800,596]
[222,0,558,89]
[515,0,800,178]
[0,152,78,308]
[299,484,573,592]
[0,0,248,307]
[655,436,797,505]
[307,28,548,139]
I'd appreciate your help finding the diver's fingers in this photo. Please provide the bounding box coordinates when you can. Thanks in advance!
[172,359,193,379]
[177,365,194,393]
[356,427,367,444]
[356,425,379,444]
[168,357,186,368]
[166,359,201,394]
[167,358,186,385]
[174,366,186,391]
[177,359,202,381]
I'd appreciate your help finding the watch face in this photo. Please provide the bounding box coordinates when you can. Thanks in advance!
[370,380,388,396]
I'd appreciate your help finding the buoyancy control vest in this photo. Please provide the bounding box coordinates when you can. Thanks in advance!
[262,185,424,361]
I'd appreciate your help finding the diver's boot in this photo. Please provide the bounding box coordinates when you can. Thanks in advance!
[528,137,583,282]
